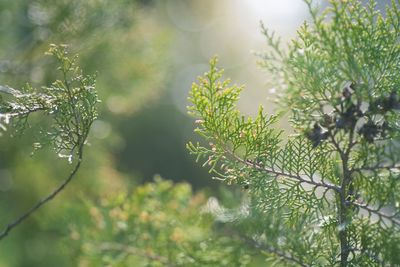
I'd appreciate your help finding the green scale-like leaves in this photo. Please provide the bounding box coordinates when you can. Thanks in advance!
[188,1,400,266]
[0,45,98,240]
[0,45,98,161]
[188,58,342,266]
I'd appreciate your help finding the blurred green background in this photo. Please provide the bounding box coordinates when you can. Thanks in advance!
[0,0,392,266]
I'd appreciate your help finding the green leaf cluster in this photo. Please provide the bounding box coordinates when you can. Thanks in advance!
[0,44,98,162]
[188,1,400,266]
[67,177,253,267]
[0,45,98,245]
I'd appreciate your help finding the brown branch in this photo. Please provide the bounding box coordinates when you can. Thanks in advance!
[0,47,96,241]
[225,149,340,193]
[0,145,84,240]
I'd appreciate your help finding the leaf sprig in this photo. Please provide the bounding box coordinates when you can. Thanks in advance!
[0,45,98,239]
[188,1,400,266]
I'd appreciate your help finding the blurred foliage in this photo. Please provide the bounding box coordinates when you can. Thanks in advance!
[0,0,214,186]
[0,0,215,266]
[0,0,169,113]
[3,0,398,266]
[0,44,99,242]
[0,1,171,266]
[0,45,98,158]
[67,177,253,266]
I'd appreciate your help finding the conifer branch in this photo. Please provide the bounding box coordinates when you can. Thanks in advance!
[188,1,400,265]
[245,237,308,267]
[352,163,400,173]
[0,45,98,240]
[353,248,386,266]
[347,201,400,227]
[226,149,340,192]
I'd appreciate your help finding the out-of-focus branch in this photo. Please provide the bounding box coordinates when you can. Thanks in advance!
[98,242,176,267]
[0,144,84,240]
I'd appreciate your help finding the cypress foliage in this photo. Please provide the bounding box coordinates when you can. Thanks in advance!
[0,45,98,239]
[188,1,400,265]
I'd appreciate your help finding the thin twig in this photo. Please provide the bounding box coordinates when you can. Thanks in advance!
[352,164,400,173]
[225,148,340,192]
[0,145,84,240]
[0,47,96,241]
[245,237,308,267]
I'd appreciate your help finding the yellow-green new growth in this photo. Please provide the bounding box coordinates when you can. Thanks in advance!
[188,1,400,266]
